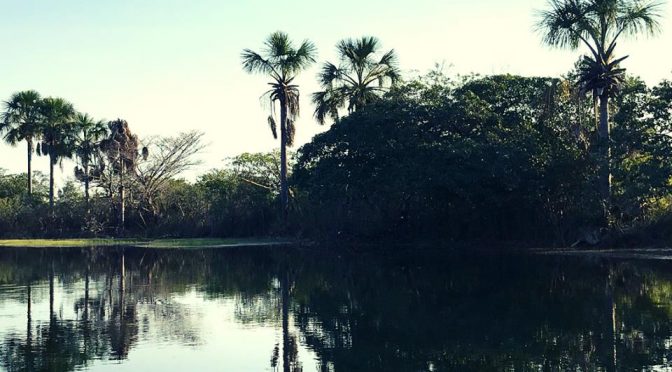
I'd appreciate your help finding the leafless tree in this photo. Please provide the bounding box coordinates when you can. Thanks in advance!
[135,131,206,222]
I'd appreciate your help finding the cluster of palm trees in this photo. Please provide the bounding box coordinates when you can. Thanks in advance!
[0,91,109,209]
[243,0,663,225]
[242,32,400,218]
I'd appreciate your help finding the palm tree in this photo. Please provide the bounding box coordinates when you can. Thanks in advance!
[73,113,108,208]
[536,0,662,217]
[100,119,142,231]
[242,31,317,219]
[37,97,77,208]
[0,90,43,195]
[312,36,400,124]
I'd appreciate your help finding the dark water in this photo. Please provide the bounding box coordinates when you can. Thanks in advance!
[1,247,672,372]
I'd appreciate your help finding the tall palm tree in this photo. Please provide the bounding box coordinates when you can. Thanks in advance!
[536,0,662,217]
[100,119,142,231]
[242,31,317,219]
[73,113,108,208]
[0,90,43,195]
[37,97,77,208]
[312,36,400,124]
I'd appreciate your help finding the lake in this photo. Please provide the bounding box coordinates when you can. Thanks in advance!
[1,246,672,371]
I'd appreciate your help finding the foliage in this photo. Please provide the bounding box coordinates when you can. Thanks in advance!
[195,152,283,237]
[536,0,664,220]
[293,73,672,243]
[242,31,317,218]
[312,36,400,124]
[72,113,108,203]
[0,90,43,195]
[37,97,77,207]
[135,131,205,223]
[1,69,672,245]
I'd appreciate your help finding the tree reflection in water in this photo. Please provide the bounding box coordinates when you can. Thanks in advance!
[2,247,672,371]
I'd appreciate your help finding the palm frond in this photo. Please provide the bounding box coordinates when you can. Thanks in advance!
[267,116,278,139]
[286,118,296,147]
[318,62,341,88]
[241,50,278,78]
[286,86,301,119]
[617,0,663,37]
[312,36,398,123]
[535,0,586,49]
[312,90,343,125]
[265,31,292,58]
[289,40,318,72]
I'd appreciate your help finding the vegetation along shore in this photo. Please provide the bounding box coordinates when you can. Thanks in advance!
[1,0,671,249]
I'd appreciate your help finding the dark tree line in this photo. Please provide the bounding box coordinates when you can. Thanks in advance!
[293,73,672,244]
[1,0,669,244]
[1,71,671,245]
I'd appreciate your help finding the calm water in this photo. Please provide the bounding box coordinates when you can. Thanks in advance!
[1,247,672,371]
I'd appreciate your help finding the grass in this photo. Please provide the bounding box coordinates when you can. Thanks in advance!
[136,238,293,249]
[0,237,294,249]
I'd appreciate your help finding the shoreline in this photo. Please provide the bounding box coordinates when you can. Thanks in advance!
[0,238,295,249]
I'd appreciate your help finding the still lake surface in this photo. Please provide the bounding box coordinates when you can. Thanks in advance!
[1,246,672,371]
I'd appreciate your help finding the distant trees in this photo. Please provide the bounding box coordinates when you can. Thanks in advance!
[196,151,281,237]
[0,91,42,195]
[100,119,144,230]
[135,131,204,222]
[312,36,400,124]
[73,113,108,208]
[0,87,207,237]
[537,0,663,219]
[242,31,317,220]
[38,98,77,209]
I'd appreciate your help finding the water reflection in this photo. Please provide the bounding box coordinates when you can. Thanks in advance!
[2,248,672,371]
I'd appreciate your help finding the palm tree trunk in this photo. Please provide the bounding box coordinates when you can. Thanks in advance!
[84,160,90,209]
[49,155,55,209]
[598,94,611,219]
[119,152,125,232]
[27,138,33,195]
[279,98,289,223]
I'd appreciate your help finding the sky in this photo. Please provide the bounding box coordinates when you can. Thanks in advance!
[1,0,671,186]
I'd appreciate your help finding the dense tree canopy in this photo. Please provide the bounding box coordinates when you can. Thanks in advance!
[0,69,671,246]
[293,73,672,244]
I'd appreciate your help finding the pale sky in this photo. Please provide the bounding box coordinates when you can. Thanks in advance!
[1,0,671,186]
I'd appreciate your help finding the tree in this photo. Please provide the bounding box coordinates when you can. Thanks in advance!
[0,91,43,195]
[37,97,77,209]
[536,0,663,219]
[241,31,317,221]
[230,150,284,192]
[135,131,204,221]
[294,74,597,242]
[100,119,143,231]
[312,36,400,124]
[196,151,283,237]
[73,113,108,209]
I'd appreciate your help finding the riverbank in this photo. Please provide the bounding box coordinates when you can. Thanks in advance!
[0,238,295,249]
[533,247,672,260]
